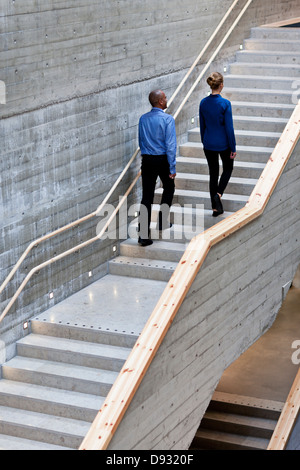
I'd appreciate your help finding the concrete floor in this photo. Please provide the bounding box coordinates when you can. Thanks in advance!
[216,285,300,403]
[37,274,167,338]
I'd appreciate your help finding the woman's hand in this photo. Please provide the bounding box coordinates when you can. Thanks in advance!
[230,152,236,159]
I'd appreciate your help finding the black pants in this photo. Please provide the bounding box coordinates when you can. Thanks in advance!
[139,155,175,239]
[204,148,234,209]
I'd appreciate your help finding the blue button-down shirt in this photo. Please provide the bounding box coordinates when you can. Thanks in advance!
[138,107,177,174]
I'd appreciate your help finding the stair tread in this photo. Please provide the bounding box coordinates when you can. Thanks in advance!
[0,404,91,436]
[18,333,131,361]
[176,156,266,170]
[176,172,258,185]
[204,409,276,430]
[180,140,273,153]
[195,428,269,449]
[0,379,104,412]
[231,100,294,110]
[225,86,295,95]
[0,433,71,450]
[190,127,281,138]
[3,356,119,384]
[161,187,249,202]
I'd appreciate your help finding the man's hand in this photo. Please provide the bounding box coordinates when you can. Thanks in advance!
[169,173,176,179]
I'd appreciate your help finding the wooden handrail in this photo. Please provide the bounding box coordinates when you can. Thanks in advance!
[80,103,300,450]
[268,368,300,450]
[0,172,140,324]
[0,0,252,323]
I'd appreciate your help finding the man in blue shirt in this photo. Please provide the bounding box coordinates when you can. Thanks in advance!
[138,90,177,246]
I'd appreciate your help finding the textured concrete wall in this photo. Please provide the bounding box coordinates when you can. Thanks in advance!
[0,0,299,361]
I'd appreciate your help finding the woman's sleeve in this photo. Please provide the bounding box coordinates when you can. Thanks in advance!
[199,103,206,144]
[224,101,236,153]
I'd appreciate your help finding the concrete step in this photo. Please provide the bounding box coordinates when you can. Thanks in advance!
[201,410,276,439]
[235,49,300,65]
[250,26,300,40]
[2,356,119,396]
[188,127,280,148]
[209,392,283,420]
[0,404,91,449]
[17,334,131,372]
[175,172,257,196]
[120,238,186,263]
[244,37,300,52]
[30,313,138,349]
[179,141,272,163]
[0,433,71,450]
[224,86,295,105]
[155,187,248,213]
[231,100,294,119]
[229,61,300,78]
[0,379,102,422]
[192,428,269,450]
[233,115,288,133]
[109,255,177,281]
[176,156,265,179]
[225,73,296,91]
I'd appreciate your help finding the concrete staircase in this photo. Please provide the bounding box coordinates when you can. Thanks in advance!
[190,392,284,450]
[0,25,297,450]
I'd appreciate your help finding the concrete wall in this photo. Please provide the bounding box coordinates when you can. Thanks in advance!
[107,134,300,450]
[0,0,299,361]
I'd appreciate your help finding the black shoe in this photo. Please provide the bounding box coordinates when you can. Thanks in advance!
[212,210,223,217]
[213,194,224,214]
[138,237,153,247]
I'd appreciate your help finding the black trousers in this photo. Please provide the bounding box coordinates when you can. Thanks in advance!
[204,148,234,209]
[139,155,175,239]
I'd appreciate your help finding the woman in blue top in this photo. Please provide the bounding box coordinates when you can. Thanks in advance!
[199,72,236,216]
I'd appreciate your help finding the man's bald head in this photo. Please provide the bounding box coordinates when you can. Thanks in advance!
[149,90,167,109]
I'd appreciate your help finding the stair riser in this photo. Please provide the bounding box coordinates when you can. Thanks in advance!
[120,243,184,263]
[16,343,126,373]
[180,144,271,163]
[1,365,113,397]
[188,130,279,148]
[244,39,300,52]
[229,63,300,78]
[0,421,83,449]
[225,75,296,91]
[30,319,138,349]
[209,401,282,420]
[109,260,175,281]
[236,50,300,65]
[0,392,98,423]
[167,194,246,213]
[231,102,294,119]
[250,27,300,41]
[177,160,264,179]
[201,417,275,439]
[233,118,287,134]
[226,88,295,105]
[175,178,255,196]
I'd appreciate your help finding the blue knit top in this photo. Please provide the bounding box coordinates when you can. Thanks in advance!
[199,94,236,153]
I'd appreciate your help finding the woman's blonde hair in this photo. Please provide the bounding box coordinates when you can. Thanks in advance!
[207,72,224,90]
